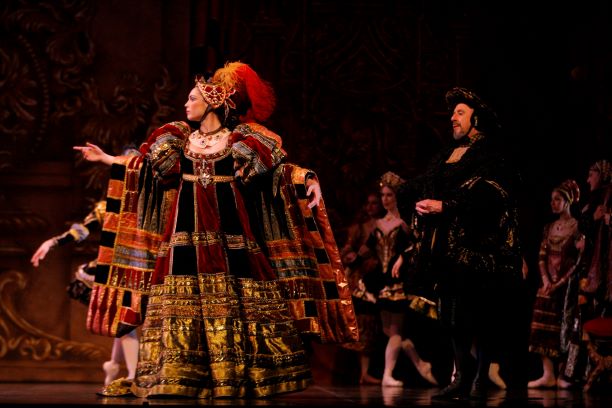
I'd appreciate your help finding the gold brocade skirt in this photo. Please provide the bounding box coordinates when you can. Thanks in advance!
[131,273,311,399]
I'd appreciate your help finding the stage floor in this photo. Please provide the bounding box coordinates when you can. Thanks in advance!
[0,382,610,407]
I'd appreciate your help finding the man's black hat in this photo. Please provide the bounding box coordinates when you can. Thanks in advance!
[445,87,501,132]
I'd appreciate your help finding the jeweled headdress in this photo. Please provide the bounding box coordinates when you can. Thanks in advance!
[195,78,236,109]
[195,61,276,123]
[555,179,580,205]
[379,171,405,191]
[590,159,612,185]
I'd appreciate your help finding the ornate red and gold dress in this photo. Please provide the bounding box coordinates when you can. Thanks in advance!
[529,218,581,358]
[87,121,357,398]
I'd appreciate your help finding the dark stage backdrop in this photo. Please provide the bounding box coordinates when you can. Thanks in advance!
[0,0,610,383]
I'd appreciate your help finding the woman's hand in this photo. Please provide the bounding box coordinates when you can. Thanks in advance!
[391,256,403,278]
[575,234,586,251]
[539,279,552,296]
[358,279,377,304]
[75,263,95,284]
[593,204,605,221]
[343,251,358,265]
[73,142,116,166]
[306,179,321,209]
[595,205,612,225]
[233,158,248,180]
[30,238,57,267]
[521,258,529,280]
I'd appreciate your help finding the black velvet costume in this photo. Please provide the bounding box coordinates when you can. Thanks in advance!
[397,133,524,393]
[365,225,412,312]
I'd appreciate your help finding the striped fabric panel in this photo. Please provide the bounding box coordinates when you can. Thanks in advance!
[87,155,160,337]
[266,164,358,344]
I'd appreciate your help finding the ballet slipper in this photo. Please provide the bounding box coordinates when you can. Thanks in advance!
[360,374,382,385]
[488,362,507,389]
[102,360,121,386]
[527,375,556,389]
[417,361,438,386]
[382,375,403,387]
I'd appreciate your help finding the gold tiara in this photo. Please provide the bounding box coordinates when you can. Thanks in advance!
[379,171,405,190]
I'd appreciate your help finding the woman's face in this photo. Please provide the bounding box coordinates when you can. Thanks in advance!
[550,190,568,214]
[380,186,396,212]
[184,87,207,121]
[365,194,382,217]
[587,169,601,192]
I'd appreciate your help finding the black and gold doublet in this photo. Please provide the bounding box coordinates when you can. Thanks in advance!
[398,135,523,329]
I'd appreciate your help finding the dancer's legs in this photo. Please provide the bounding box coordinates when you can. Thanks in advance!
[401,338,438,385]
[381,311,404,387]
[527,355,556,388]
[102,330,139,385]
[102,338,123,385]
[120,330,138,380]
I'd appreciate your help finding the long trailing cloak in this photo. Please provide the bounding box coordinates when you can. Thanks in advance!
[86,121,358,344]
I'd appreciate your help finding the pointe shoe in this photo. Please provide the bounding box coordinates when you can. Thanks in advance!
[360,374,382,385]
[488,363,507,389]
[102,360,121,386]
[382,376,404,387]
[527,376,556,389]
[417,361,438,385]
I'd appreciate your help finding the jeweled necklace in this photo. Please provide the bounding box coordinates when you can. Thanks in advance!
[189,126,228,148]
[383,213,397,222]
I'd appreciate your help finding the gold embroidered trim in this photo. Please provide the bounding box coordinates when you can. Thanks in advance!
[182,173,235,186]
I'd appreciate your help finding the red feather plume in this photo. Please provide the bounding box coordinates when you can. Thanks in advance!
[212,61,276,123]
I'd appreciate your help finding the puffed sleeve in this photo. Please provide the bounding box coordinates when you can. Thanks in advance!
[143,122,187,180]
[231,123,287,183]
[55,200,107,246]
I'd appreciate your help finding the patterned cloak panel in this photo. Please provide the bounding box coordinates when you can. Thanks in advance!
[86,122,186,337]
[264,161,357,343]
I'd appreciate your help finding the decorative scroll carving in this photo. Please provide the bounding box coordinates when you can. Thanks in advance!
[0,0,96,165]
[271,2,456,228]
[146,67,179,136]
[0,0,176,176]
[77,68,178,194]
[0,196,47,255]
[0,270,106,361]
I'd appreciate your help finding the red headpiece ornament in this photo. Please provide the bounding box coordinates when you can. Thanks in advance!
[555,179,580,205]
[195,61,276,123]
